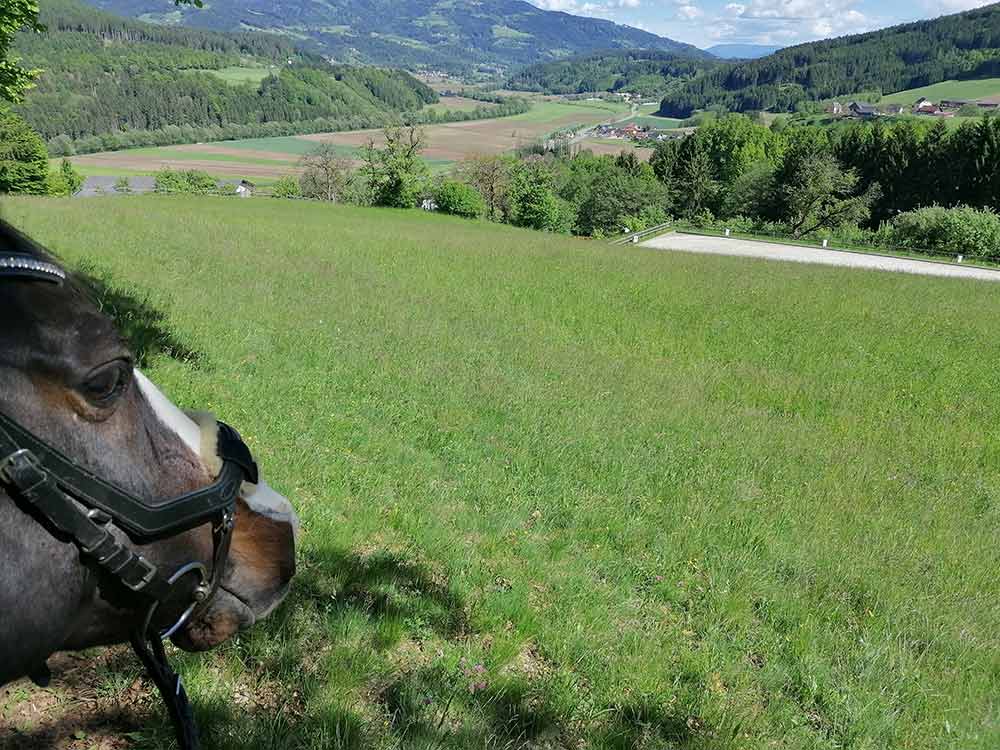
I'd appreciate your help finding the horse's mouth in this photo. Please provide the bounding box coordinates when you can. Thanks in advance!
[170,588,256,652]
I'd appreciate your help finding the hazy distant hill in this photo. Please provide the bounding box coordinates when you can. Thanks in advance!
[81,0,707,73]
[705,44,781,60]
[661,3,1000,116]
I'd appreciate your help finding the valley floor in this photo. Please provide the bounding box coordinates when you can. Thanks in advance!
[68,99,646,181]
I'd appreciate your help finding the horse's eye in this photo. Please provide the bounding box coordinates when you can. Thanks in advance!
[81,361,132,406]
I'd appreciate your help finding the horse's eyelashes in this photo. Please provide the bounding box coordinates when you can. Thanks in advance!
[81,361,132,405]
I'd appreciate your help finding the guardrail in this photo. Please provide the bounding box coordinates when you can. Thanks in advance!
[610,222,674,245]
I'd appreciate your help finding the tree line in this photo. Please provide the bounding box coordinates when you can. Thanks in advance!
[659,4,1000,116]
[268,115,1000,259]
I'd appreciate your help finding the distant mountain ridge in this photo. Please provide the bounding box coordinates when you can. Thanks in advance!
[80,0,708,73]
[705,44,781,59]
[661,3,1000,116]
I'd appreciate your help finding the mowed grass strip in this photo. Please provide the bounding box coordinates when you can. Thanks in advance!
[4,196,999,750]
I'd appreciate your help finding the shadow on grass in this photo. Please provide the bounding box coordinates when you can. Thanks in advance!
[74,261,203,368]
[4,547,703,749]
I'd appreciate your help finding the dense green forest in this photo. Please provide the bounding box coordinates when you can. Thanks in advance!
[659,3,1000,116]
[12,0,443,151]
[507,50,717,97]
[82,0,707,73]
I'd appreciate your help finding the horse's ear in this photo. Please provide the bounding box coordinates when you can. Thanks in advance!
[0,221,67,285]
[0,220,62,265]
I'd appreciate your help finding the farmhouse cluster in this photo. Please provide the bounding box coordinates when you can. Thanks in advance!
[593,122,689,142]
[826,96,1000,119]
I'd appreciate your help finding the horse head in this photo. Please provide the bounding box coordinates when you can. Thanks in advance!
[0,220,297,687]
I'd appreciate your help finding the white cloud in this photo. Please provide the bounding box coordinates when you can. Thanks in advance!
[711,0,878,45]
[530,0,581,10]
[676,4,703,19]
[922,0,993,12]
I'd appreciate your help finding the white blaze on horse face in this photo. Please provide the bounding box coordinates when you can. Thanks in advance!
[133,370,203,458]
[134,370,299,536]
[242,481,300,538]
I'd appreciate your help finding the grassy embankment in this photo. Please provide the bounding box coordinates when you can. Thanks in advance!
[2,196,998,750]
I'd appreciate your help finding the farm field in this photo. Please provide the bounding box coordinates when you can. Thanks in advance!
[68,100,627,180]
[423,96,494,113]
[879,77,1000,104]
[617,114,685,129]
[203,66,274,85]
[1,196,998,750]
[579,139,655,159]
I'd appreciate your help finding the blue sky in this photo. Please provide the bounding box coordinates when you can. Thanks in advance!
[529,0,996,48]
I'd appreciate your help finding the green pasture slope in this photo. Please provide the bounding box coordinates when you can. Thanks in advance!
[4,196,999,750]
[879,77,1000,104]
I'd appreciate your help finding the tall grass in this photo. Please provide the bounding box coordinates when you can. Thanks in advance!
[3,196,998,750]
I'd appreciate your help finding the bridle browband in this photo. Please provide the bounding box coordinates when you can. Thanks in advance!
[0,255,254,750]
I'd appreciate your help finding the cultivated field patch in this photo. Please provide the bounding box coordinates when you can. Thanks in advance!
[67,101,625,180]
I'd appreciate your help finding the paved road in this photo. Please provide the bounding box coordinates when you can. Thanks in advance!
[641,233,1000,282]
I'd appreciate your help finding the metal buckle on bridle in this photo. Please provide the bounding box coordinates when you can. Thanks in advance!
[0,448,43,487]
[142,561,211,641]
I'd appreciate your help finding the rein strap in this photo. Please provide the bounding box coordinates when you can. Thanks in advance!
[0,448,172,598]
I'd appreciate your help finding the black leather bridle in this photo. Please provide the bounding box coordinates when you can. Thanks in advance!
[0,253,257,750]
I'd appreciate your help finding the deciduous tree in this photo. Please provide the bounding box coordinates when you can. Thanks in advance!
[780,153,880,237]
[299,143,353,202]
[0,108,48,194]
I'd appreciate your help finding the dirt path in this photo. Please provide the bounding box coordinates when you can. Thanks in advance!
[641,232,1000,282]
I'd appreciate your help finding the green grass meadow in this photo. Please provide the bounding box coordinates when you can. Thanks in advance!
[618,115,685,129]
[880,77,1000,104]
[183,66,274,86]
[2,196,999,750]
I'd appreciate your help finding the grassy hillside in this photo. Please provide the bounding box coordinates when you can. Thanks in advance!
[2,196,999,750]
[880,77,1000,103]
[81,0,707,74]
[13,0,438,149]
[660,3,1000,115]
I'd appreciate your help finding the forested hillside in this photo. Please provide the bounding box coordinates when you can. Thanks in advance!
[13,0,439,152]
[660,3,1000,116]
[705,45,782,60]
[507,50,717,97]
[80,0,706,73]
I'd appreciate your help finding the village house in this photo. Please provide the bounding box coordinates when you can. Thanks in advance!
[913,97,938,114]
[825,101,844,115]
[848,101,879,119]
[881,103,905,115]
[235,179,255,197]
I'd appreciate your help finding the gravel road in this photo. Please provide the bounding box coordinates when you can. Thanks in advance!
[641,232,1000,282]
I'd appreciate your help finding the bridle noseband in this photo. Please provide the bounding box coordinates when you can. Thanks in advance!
[0,255,256,750]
